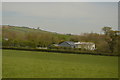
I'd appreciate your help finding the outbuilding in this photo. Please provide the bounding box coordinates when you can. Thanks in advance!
[58,41,76,48]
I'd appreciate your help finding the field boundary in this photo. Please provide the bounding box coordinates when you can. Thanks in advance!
[2,47,118,56]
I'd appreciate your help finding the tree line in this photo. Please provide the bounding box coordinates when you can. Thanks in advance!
[2,25,120,54]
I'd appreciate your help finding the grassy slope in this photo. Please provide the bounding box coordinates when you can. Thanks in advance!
[2,25,71,41]
[2,50,118,78]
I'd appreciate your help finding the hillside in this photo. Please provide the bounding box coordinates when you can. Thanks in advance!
[2,25,72,47]
[3,25,71,37]
[2,25,71,39]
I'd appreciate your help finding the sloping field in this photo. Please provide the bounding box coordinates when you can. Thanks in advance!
[2,50,118,78]
[2,25,71,41]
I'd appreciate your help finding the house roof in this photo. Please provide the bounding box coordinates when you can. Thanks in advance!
[64,41,75,46]
[59,41,95,46]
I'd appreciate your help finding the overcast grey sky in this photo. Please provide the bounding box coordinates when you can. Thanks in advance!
[2,2,118,34]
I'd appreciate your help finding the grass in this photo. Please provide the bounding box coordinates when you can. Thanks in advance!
[2,49,118,78]
[0,49,2,78]
[3,25,71,41]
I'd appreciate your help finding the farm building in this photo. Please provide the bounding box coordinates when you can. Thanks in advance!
[57,41,95,50]
[74,42,95,50]
[58,41,76,48]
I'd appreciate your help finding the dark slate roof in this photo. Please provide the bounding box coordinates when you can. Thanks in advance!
[64,41,75,46]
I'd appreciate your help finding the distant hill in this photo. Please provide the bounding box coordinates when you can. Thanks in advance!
[2,25,72,38]
[2,25,72,47]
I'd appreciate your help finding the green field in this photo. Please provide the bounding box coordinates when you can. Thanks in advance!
[2,50,118,78]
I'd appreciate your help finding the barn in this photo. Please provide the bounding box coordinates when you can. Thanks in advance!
[58,41,76,48]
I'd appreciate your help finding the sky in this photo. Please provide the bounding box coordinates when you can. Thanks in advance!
[2,2,118,34]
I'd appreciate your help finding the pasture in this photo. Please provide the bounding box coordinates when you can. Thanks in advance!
[2,50,118,78]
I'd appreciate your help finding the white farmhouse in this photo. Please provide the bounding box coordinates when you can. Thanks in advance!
[74,42,95,50]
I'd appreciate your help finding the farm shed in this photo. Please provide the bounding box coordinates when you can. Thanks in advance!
[58,41,76,48]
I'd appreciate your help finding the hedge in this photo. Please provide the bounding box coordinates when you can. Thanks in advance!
[2,46,118,56]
